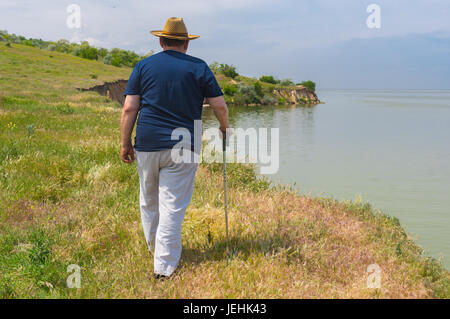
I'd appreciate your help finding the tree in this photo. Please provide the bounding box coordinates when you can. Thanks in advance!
[56,39,71,53]
[219,64,239,79]
[97,48,108,59]
[111,55,122,67]
[75,41,98,60]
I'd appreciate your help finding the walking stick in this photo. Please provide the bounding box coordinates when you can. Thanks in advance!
[222,130,229,241]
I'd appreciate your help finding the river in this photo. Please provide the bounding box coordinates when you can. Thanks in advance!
[202,89,450,267]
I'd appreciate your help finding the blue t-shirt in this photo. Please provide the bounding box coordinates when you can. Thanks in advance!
[124,50,223,152]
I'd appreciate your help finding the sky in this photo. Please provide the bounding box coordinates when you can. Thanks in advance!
[1,0,449,89]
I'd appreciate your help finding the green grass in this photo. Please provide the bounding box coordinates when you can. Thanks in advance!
[0,42,448,298]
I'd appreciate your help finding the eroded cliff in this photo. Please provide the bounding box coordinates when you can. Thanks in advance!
[81,80,321,106]
[273,85,320,104]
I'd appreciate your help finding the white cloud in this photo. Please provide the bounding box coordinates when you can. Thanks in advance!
[1,0,450,88]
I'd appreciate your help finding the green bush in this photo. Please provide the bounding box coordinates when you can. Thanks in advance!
[111,55,122,67]
[233,92,248,105]
[300,80,316,92]
[103,54,112,65]
[219,64,239,79]
[237,83,260,105]
[279,78,294,86]
[224,95,233,105]
[209,61,220,73]
[259,75,277,84]
[277,97,287,104]
[97,48,108,58]
[223,84,238,96]
[261,95,276,105]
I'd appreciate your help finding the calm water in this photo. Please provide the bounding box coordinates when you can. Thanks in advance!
[202,90,450,267]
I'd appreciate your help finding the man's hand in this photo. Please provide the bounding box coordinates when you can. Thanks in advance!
[219,126,232,140]
[207,96,230,139]
[120,95,140,164]
[121,144,135,163]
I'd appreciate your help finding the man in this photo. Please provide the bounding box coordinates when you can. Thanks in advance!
[120,17,229,279]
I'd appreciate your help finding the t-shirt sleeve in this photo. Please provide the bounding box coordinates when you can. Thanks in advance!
[124,63,141,96]
[203,65,223,98]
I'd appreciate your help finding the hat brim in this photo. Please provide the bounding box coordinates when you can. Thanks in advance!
[150,30,200,40]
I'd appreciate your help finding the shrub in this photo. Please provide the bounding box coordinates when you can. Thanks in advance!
[277,97,287,104]
[279,78,294,86]
[71,47,81,56]
[259,75,277,84]
[219,64,239,79]
[209,61,220,73]
[111,55,122,67]
[237,83,260,105]
[103,54,112,65]
[300,80,316,92]
[55,39,71,53]
[223,84,238,96]
[224,95,233,105]
[261,95,276,105]
[78,42,98,60]
[231,92,243,105]
[21,39,33,46]
[254,81,264,97]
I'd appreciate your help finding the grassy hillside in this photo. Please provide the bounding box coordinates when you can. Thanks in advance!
[0,43,448,298]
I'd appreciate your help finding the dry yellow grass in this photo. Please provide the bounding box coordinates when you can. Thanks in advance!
[0,42,448,298]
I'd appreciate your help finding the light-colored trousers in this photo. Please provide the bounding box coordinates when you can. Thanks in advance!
[135,149,198,277]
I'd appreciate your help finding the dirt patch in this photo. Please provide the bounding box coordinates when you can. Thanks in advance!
[80,79,127,106]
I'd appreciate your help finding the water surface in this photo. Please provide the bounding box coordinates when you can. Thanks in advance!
[202,90,450,267]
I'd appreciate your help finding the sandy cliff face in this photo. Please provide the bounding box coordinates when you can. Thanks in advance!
[80,80,127,106]
[273,85,320,104]
[81,81,321,106]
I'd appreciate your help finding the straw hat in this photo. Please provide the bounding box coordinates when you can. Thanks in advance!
[150,17,200,40]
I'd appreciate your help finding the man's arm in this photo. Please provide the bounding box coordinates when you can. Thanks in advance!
[120,95,140,163]
[206,95,229,136]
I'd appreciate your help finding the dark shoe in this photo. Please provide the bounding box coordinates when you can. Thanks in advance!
[153,273,169,280]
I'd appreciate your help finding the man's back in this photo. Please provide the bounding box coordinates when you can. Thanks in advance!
[124,50,222,152]
[120,17,229,279]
